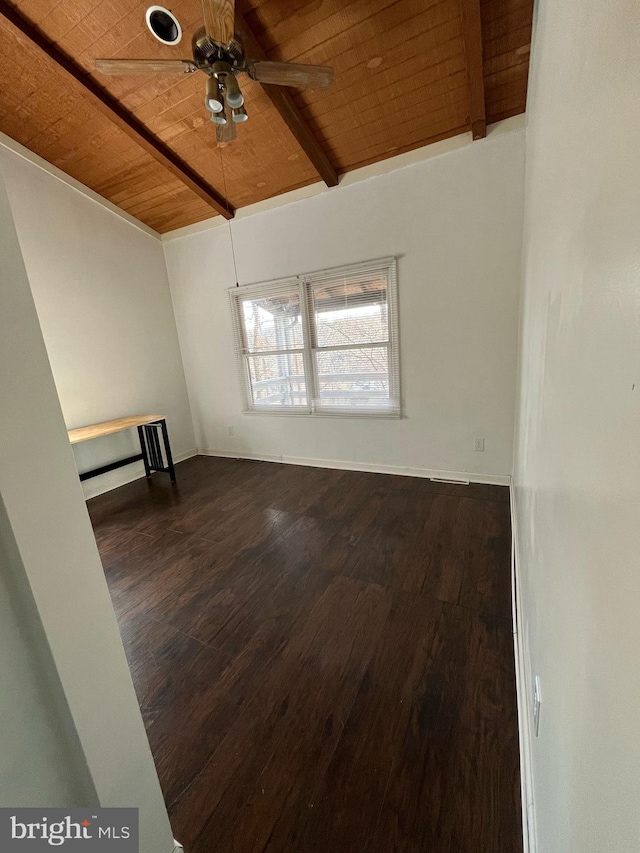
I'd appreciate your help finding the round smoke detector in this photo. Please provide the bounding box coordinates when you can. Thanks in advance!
[145,6,182,45]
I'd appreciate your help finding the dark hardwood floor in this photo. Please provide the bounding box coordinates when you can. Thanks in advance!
[89,455,521,853]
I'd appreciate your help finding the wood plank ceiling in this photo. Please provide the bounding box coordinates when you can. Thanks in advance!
[0,0,533,233]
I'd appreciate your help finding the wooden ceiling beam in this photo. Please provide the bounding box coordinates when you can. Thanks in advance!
[0,0,234,219]
[458,0,486,140]
[235,13,339,188]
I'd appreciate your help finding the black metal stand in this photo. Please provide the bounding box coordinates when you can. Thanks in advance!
[79,419,176,483]
[138,419,176,483]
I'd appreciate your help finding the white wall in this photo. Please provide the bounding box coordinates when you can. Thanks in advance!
[513,0,640,851]
[164,125,525,483]
[0,146,196,497]
[0,496,91,807]
[0,169,175,851]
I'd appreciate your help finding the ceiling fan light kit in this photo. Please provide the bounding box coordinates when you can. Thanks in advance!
[205,75,224,112]
[96,0,335,144]
[222,71,244,109]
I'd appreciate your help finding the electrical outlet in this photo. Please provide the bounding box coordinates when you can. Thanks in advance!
[474,437,485,452]
[228,425,235,436]
[533,676,541,737]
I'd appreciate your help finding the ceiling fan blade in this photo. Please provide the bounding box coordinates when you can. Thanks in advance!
[247,60,334,89]
[95,59,197,75]
[201,0,235,46]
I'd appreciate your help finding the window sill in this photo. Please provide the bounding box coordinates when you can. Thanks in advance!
[242,408,401,420]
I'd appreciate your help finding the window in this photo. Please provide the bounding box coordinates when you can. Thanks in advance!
[230,257,400,417]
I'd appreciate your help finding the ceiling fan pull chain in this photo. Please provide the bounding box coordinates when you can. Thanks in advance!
[218,146,239,287]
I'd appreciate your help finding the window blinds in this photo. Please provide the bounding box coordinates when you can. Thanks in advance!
[229,258,400,418]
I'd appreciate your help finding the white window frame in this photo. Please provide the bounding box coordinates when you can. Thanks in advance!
[229,257,400,419]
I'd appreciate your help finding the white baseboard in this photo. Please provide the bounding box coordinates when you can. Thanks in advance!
[81,449,198,500]
[198,448,511,487]
[510,481,537,853]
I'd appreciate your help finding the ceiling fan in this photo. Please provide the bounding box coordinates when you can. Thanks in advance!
[94,0,335,143]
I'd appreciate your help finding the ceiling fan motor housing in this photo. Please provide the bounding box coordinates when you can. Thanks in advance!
[192,28,245,70]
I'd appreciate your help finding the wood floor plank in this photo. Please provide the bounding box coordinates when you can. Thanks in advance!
[269,589,445,852]
[117,610,233,802]
[418,493,483,604]
[119,610,300,808]
[104,529,218,620]
[371,600,481,851]
[90,455,521,853]
[440,613,521,852]
[262,463,347,515]
[340,487,436,589]
[92,525,156,567]
[458,497,513,618]
[169,576,393,853]
[144,521,332,657]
